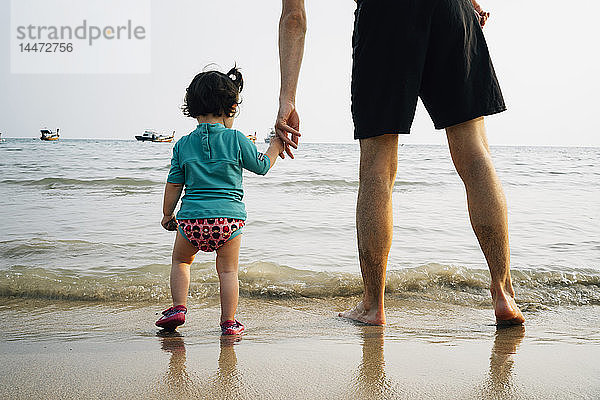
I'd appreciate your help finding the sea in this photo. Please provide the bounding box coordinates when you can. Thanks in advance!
[1,138,599,309]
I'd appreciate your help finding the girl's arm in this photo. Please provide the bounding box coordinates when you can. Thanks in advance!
[264,137,285,169]
[161,182,183,231]
[238,132,284,175]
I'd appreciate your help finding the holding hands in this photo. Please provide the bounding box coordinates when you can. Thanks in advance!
[263,132,285,169]
[269,134,285,155]
[275,100,301,159]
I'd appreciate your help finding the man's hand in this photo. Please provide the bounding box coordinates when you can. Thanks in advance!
[161,214,177,231]
[471,0,490,27]
[275,100,301,159]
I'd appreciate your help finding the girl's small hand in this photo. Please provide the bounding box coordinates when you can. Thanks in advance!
[270,136,285,155]
[161,214,178,231]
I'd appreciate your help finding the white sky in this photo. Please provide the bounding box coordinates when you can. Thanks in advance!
[1,0,599,146]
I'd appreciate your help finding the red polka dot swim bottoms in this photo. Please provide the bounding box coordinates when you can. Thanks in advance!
[178,218,245,252]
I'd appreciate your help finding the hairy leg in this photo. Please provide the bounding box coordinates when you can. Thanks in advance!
[339,134,398,325]
[171,231,198,307]
[446,117,524,325]
[216,235,242,324]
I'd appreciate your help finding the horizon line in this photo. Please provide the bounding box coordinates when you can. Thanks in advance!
[2,137,599,148]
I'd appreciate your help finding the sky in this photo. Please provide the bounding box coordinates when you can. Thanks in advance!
[1,0,599,146]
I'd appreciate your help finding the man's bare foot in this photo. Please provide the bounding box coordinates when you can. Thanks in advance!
[338,301,386,326]
[492,287,525,326]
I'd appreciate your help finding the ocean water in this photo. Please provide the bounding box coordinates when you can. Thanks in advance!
[0,138,599,308]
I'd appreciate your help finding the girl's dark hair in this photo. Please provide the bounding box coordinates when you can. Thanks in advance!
[182,65,243,118]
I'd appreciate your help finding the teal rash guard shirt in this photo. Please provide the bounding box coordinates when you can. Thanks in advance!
[167,123,271,220]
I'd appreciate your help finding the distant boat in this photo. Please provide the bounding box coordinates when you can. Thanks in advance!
[40,128,59,141]
[246,133,257,143]
[135,130,175,143]
[264,128,276,143]
[0,132,3,142]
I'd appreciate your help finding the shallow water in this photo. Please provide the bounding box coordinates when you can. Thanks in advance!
[1,298,599,399]
[0,138,599,309]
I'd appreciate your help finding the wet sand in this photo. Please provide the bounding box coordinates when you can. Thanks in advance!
[1,298,599,399]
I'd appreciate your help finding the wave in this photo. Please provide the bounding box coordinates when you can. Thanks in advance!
[0,238,149,260]
[1,263,598,307]
[277,179,433,188]
[1,177,161,188]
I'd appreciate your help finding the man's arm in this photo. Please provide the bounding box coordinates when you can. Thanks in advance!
[275,0,306,159]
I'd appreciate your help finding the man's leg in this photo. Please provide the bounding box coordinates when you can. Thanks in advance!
[446,117,524,325]
[339,134,398,325]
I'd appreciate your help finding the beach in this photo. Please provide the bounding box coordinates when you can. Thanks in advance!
[1,139,599,398]
[1,297,599,399]
[2,0,600,394]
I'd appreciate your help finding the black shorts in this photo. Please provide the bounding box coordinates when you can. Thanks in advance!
[351,0,506,139]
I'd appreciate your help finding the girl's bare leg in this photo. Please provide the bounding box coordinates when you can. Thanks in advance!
[170,231,198,307]
[215,234,242,323]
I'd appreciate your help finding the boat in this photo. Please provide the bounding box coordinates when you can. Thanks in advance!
[264,128,276,143]
[40,128,59,141]
[135,130,175,143]
[246,133,257,143]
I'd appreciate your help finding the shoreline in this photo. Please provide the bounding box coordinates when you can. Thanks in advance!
[1,298,598,399]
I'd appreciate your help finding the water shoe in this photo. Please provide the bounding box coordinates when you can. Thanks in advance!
[220,320,245,335]
[156,305,187,331]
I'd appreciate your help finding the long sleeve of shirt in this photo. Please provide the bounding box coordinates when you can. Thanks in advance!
[236,131,271,175]
[167,143,185,184]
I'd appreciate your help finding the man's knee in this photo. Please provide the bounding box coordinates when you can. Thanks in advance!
[454,153,495,184]
[359,174,396,198]
[359,134,398,186]
[445,119,496,182]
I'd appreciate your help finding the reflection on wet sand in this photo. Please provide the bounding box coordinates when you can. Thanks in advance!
[352,326,398,399]
[213,335,243,398]
[482,325,525,398]
[158,330,192,394]
[157,331,243,399]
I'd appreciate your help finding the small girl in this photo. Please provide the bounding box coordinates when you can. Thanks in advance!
[157,66,283,334]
